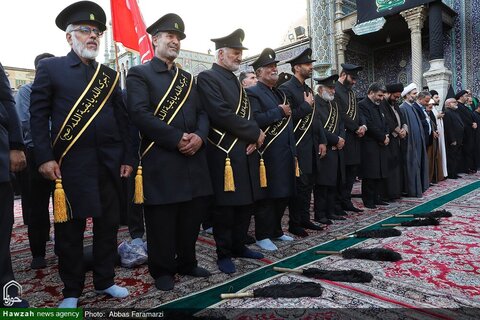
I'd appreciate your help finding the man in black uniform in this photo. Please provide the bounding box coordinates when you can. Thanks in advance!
[335,64,365,213]
[127,13,213,291]
[455,90,477,173]
[247,48,296,251]
[381,83,406,200]
[30,1,133,307]
[313,75,345,225]
[279,48,326,237]
[443,98,464,179]
[0,63,28,308]
[197,29,265,274]
[358,83,389,209]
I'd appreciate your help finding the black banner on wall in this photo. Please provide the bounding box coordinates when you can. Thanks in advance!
[356,0,435,23]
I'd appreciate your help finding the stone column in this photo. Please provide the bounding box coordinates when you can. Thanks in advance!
[400,6,426,89]
[423,1,452,111]
[335,33,350,72]
[309,0,335,77]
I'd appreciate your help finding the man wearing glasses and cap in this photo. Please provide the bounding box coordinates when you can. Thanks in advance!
[127,13,213,291]
[335,63,366,213]
[30,1,133,308]
[197,29,265,274]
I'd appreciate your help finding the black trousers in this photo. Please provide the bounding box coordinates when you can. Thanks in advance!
[0,182,17,297]
[254,198,288,240]
[339,164,358,207]
[54,166,120,298]
[18,148,53,258]
[314,185,336,219]
[143,196,209,279]
[362,178,385,206]
[124,168,145,239]
[447,144,460,177]
[289,173,315,229]
[213,205,252,259]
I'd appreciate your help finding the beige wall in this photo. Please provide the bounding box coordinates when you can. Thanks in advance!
[4,66,35,89]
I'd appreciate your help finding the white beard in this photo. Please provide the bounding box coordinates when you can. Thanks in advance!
[321,91,334,101]
[72,34,99,60]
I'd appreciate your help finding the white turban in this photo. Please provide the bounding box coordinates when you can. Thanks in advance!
[401,83,417,97]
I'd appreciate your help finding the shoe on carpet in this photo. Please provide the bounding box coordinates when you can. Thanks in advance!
[256,239,278,251]
[375,200,389,206]
[315,217,332,225]
[288,226,309,237]
[154,275,175,291]
[302,221,324,230]
[180,266,211,278]
[217,258,236,274]
[95,284,129,298]
[234,248,264,259]
[327,214,346,220]
[364,203,377,209]
[58,297,78,308]
[274,234,294,241]
[31,256,47,269]
[336,210,348,216]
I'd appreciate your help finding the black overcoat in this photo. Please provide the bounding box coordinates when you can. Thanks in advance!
[197,63,264,206]
[126,57,213,205]
[30,50,133,218]
[247,81,296,198]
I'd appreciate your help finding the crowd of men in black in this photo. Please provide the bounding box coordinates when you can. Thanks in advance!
[2,0,479,309]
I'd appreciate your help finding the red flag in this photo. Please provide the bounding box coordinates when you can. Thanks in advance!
[110,0,153,63]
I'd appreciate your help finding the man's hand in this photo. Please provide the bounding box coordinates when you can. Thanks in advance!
[256,130,265,148]
[279,104,291,117]
[356,126,366,137]
[336,137,345,150]
[304,91,314,107]
[39,160,61,180]
[433,131,439,139]
[177,133,189,150]
[9,150,26,173]
[437,112,445,119]
[318,143,327,158]
[399,128,407,139]
[120,165,133,178]
[179,133,203,156]
[246,143,257,155]
[384,135,390,145]
[472,122,477,129]
[451,141,457,146]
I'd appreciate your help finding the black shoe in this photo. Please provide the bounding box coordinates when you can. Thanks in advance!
[327,214,346,220]
[343,204,363,212]
[288,226,309,237]
[315,217,332,225]
[364,203,377,209]
[155,275,175,291]
[301,221,324,231]
[375,200,389,206]
[234,248,264,259]
[31,256,47,269]
[336,210,348,216]
[448,175,458,179]
[180,266,211,278]
[245,234,256,245]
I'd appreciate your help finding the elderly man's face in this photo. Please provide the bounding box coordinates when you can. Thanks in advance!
[406,89,418,103]
[419,95,432,107]
[258,63,278,87]
[219,48,243,72]
[317,85,335,101]
[67,24,101,60]
[369,90,384,105]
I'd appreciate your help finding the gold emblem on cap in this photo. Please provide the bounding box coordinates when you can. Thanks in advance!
[174,22,179,29]
[90,13,95,20]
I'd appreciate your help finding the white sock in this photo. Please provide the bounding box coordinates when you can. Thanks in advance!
[96,285,129,298]
[58,297,78,308]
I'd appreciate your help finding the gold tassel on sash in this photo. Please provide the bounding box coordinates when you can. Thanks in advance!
[53,179,68,223]
[224,157,235,192]
[295,157,300,177]
[259,157,267,188]
[134,165,144,204]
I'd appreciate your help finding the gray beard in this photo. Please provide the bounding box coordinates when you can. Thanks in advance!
[321,91,334,101]
[72,35,99,60]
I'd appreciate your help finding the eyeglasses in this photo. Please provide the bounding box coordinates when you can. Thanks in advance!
[71,26,103,37]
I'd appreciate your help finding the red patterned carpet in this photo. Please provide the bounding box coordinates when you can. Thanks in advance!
[8,173,480,318]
